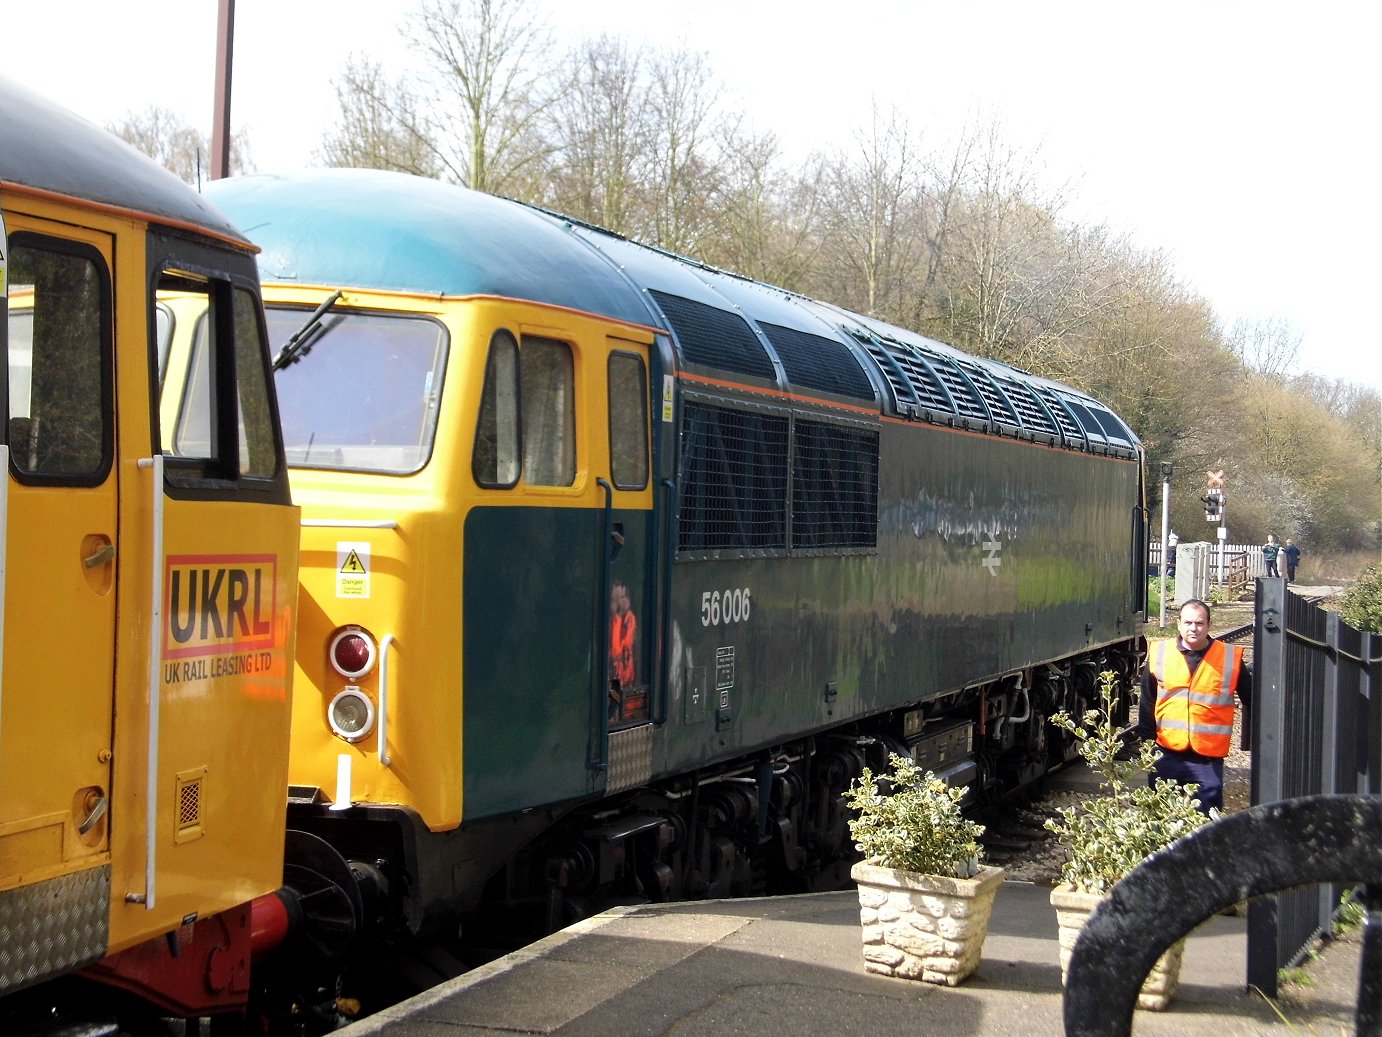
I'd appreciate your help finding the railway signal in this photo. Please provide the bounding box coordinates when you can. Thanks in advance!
[1203,469,1226,522]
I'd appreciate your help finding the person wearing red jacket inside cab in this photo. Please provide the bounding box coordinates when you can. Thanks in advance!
[1134,598,1252,814]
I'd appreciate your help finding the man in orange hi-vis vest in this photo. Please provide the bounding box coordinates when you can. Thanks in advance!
[1134,598,1252,814]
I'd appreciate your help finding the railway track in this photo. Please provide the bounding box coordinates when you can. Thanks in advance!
[972,782,1074,883]
[1215,591,1329,646]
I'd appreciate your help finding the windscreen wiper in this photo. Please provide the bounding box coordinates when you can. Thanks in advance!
[271,290,343,372]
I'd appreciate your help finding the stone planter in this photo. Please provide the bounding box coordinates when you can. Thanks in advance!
[1050,884,1185,1010]
[851,860,1004,986]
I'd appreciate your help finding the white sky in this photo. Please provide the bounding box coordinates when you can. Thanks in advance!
[7,0,1379,393]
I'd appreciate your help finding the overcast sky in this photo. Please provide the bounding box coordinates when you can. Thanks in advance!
[7,0,1379,393]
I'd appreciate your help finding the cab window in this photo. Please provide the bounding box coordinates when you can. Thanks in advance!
[608,351,648,490]
[6,235,111,483]
[474,332,575,488]
[164,274,279,478]
[265,306,448,474]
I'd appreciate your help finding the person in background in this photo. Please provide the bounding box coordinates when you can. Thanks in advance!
[1262,534,1281,578]
[1283,538,1301,582]
[1135,599,1252,815]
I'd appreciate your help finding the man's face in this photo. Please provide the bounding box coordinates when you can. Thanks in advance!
[1178,606,1210,650]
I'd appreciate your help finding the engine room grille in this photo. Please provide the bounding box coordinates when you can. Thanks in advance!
[755,321,875,400]
[888,345,953,412]
[995,376,1059,435]
[792,420,879,549]
[960,362,1021,426]
[1035,386,1086,444]
[678,401,788,551]
[927,356,988,420]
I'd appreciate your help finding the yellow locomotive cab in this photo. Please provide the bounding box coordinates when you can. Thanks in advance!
[0,76,299,1028]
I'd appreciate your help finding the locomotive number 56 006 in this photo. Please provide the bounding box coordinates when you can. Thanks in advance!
[701,588,751,627]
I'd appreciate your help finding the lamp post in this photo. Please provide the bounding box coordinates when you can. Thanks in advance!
[1158,463,1173,628]
[211,0,235,181]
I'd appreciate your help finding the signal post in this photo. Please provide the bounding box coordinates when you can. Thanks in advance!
[1201,469,1227,586]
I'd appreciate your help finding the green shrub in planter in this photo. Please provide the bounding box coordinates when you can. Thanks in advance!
[845,752,985,878]
[1045,670,1208,894]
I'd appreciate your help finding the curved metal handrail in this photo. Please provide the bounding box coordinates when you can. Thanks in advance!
[1064,794,1382,1037]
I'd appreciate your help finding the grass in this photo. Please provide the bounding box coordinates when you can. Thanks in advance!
[1276,965,1316,988]
[1253,983,1349,1036]
[1334,893,1365,934]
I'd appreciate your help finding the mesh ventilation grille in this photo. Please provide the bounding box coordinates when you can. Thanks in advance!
[650,291,776,380]
[175,768,206,843]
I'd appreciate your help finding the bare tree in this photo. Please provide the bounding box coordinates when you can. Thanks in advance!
[408,0,556,194]
[931,122,1084,360]
[1224,317,1302,378]
[698,121,825,288]
[544,35,651,232]
[639,47,722,253]
[318,57,444,177]
[816,103,927,318]
[107,106,252,185]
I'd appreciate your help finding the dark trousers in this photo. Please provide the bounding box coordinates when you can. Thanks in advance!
[1150,749,1224,814]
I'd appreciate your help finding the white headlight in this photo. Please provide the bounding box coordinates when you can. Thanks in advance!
[328,687,375,742]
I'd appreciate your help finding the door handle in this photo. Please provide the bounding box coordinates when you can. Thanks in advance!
[83,543,115,569]
[79,793,109,835]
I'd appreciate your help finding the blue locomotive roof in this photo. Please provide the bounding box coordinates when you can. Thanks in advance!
[204,170,656,327]
[0,75,250,245]
[209,168,1139,454]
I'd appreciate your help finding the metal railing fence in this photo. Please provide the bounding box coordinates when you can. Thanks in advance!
[1248,578,1382,995]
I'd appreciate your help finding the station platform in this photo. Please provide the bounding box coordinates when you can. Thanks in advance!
[340,878,1362,1037]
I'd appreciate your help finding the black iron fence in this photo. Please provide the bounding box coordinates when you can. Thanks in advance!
[1249,577,1382,995]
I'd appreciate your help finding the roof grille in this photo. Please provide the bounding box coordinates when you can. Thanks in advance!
[650,291,775,380]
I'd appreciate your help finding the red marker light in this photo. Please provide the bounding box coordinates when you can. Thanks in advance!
[329,627,377,679]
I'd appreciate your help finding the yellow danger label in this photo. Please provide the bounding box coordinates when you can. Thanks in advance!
[336,541,371,598]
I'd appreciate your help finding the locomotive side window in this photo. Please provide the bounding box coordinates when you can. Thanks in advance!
[6,236,111,482]
[474,330,520,486]
[234,288,279,478]
[608,351,648,490]
[165,275,279,477]
[473,331,575,488]
[521,337,575,486]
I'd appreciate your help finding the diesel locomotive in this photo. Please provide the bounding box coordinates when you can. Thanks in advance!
[208,168,1149,1027]
[0,77,300,1033]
